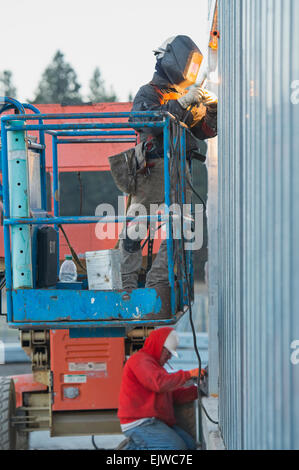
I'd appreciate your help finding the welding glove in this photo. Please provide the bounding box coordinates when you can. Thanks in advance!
[189,368,199,378]
[201,89,218,110]
[178,86,205,109]
[189,368,207,379]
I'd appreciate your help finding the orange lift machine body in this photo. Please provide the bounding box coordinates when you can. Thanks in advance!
[0,96,196,444]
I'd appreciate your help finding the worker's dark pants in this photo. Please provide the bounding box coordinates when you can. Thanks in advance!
[123,418,197,450]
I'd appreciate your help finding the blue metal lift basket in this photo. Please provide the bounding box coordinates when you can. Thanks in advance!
[0,99,194,333]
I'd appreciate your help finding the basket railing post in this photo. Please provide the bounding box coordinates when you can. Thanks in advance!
[1,119,13,321]
[7,120,33,289]
[163,117,176,314]
[52,134,60,275]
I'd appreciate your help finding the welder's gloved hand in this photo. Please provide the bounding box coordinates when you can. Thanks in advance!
[201,89,218,110]
[178,86,205,109]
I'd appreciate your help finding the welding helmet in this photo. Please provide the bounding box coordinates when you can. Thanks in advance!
[153,35,203,88]
[164,330,179,358]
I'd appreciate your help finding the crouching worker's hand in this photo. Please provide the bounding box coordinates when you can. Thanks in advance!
[189,368,199,378]
[189,368,207,379]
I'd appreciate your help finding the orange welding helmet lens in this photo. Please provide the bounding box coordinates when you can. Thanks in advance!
[181,51,203,88]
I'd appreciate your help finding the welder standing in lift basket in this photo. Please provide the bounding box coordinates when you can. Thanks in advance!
[120,35,218,291]
[118,327,206,450]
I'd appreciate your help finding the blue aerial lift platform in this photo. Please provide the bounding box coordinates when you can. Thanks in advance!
[0,97,199,336]
[0,97,207,449]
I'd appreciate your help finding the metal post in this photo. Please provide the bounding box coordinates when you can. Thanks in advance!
[52,135,60,273]
[1,120,13,320]
[180,127,188,304]
[7,120,33,289]
[23,104,47,212]
[163,119,175,314]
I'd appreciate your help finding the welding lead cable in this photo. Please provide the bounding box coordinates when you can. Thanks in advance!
[169,120,183,272]
[183,124,207,212]
[186,176,207,212]
[176,124,219,432]
[91,435,105,450]
[169,120,218,429]
[182,155,205,440]
[181,172,219,426]
[141,224,163,250]
[175,124,203,443]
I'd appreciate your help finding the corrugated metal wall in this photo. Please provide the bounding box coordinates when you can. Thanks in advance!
[217,0,299,450]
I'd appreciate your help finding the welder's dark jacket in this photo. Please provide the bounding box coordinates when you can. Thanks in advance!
[130,73,217,161]
[118,327,197,427]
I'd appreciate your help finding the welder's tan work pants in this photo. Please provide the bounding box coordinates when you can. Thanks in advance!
[120,159,191,290]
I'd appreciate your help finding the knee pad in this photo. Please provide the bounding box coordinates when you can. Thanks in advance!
[123,235,141,254]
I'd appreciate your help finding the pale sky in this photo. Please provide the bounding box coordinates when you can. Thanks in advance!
[0,0,210,103]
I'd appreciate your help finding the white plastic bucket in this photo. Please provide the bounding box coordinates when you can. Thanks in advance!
[85,249,122,291]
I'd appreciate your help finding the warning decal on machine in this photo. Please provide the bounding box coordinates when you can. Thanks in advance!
[68,362,107,372]
[64,374,87,384]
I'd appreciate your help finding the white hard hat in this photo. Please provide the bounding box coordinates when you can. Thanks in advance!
[164,330,179,358]
[153,36,176,60]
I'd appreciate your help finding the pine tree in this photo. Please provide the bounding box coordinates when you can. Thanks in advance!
[32,50,83,105]
[88,67,117,103]
[0,70,17,98]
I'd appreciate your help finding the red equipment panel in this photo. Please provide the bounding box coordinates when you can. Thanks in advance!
[12,374,48,408]
[50,330,124,411]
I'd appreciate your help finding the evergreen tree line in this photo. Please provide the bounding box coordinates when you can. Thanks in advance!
[0,50,132,104]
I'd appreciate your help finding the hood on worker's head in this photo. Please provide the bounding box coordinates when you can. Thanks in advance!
[153,35,203,88]
[142,327,176,362]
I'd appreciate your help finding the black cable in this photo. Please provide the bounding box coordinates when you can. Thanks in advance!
[91,435,105,450]
[141,224,163,250]
[173,116,207,212]
[186,177,207,213]
[169,120,183,273]
[201,402,219,425]
[168,120,220,439]
[181,125,219,425]
[181,205,219,427]
[174,125,203,440]
[174,123,219,433]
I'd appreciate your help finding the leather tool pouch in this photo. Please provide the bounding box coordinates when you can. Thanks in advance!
[108,142,146,195]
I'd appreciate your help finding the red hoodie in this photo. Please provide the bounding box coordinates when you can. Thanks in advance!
[118,327,198,427]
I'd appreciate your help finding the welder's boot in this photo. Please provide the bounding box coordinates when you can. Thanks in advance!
[145,240,169,288]
[120,239,142,291]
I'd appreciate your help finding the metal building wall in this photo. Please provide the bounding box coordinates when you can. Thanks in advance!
[217,0,299,449]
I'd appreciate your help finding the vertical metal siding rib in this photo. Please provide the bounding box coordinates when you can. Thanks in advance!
[290,0,299,450]
[217,0,299,450]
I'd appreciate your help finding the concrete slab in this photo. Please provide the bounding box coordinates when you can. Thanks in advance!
[29,431,124,450]
[0,340,31,364]
[201,397,225,450]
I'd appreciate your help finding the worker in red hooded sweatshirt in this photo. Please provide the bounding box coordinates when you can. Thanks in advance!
[118,327,202,450]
